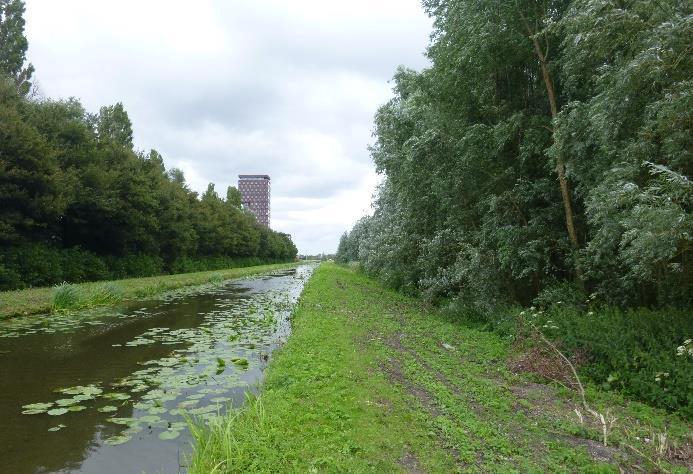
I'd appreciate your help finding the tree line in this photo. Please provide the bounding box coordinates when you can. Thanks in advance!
[0,0,296,290]
[338,0,692,310]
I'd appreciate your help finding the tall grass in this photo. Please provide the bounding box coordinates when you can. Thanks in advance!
[52,282,82,311]
[188,395,270,474]
[89,283,122,306]
[207,273,225,285]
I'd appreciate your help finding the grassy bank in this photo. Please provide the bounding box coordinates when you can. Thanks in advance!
[190,263,691,473]
[0,261,301,318]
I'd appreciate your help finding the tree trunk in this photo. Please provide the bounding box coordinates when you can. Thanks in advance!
[531,35,580,251]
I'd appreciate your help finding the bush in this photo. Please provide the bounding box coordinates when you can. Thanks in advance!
[518,306,692,418]
[447,302,693,418]
[105,254,164,279]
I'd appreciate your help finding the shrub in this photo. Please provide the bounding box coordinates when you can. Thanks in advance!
[105,254,164,279]
[522,306,692,418]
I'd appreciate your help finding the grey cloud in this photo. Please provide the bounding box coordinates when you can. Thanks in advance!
[25,0,431,254]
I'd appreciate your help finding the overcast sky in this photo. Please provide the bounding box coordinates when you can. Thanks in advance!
[24,1,432,254]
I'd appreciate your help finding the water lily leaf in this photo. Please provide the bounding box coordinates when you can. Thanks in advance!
[122,425,143,436]
[231,358,249,368]
[55,398,79,406]
[47,408,69,416]
[104,434,131,446]
[139,415,162,424]
[210,397,231,403]
[73,394,95,402]
[48,424,66,432]
[57,384,102,397]
[67,405,86,412]
[22,408,47,415]
[103,392,130,400]
[107,417,135,425]
[98,406,118,413]
[158,430,181,440]
[22,402,53,410]
[148,407,167,415]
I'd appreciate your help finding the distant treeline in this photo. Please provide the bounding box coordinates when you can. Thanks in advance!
[0,1,296,290]
[338,0,692,309]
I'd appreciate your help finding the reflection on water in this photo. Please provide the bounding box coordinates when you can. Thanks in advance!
[0,264,315,474]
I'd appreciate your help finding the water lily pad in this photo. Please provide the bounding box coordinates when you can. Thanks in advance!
[57,384,102,397]
[67,405,86,412]
[22,408,47,415]
[103,434,130,446]
[98,405,118,413]
[122,425,143,436]
[139,415,162,424]
[158,430,181,440]
[148,406,167,415]
[55,398,79,407]
[107,417,135,425]
[22,402,53,411]
[210,397,231,403]
[47,408,69,416]
[48,424,66,432]
[231,357,249,368]
[103,392,130,401]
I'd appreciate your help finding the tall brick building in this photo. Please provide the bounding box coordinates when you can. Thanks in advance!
[238,175,271,227]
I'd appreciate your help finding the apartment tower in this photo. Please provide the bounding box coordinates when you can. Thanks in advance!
[238,175,271,227]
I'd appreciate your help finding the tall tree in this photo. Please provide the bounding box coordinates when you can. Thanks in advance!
[97,102,133,148]
[0,0,33,95]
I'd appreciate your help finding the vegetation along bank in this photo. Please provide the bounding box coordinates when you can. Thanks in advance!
[0,261,300,319]
[189,264,692,473]
[337,0,692,421]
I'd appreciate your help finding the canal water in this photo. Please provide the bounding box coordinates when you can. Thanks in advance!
[0,264,315,473]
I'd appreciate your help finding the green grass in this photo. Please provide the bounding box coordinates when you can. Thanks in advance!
[0,262,301,318]
[190,263,692,473]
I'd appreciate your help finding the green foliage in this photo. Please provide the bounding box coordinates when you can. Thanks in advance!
[0,0,34,94]
[335,0,693,419]
[191,264,691,472]
[89,283,122,306]
[338,0,692,308]
[52,282,81,311]
[207,273,224,284]
[527,306,693,418]
[0,4,298,290]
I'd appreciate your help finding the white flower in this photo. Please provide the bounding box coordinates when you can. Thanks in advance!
[588,311,594,316]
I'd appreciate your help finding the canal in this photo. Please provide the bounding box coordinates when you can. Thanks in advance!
[0,264,315,473]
